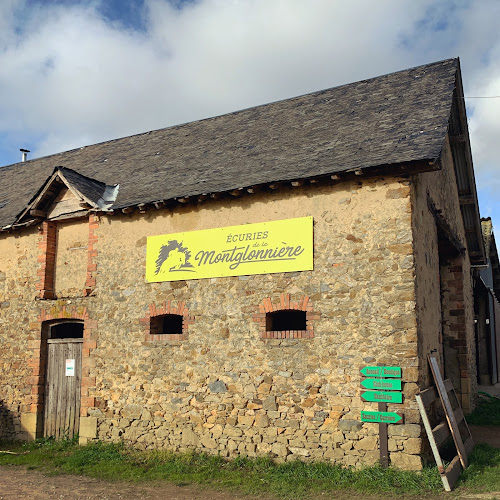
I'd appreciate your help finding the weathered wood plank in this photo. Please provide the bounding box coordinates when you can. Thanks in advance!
[418,361,474,492]
[444,379,454,393]
[67,342,82,437]
[416,386,439,408]
[454,406,465,425]
[418,379,454,408]
[29,209,46,218]
[432,422,451,448]
[442,455,462,492]
[55,343,65,438]
[47,339,83,344]
[75,343,82,435]
[451,386,474,452]
[464,436,474,457]
[47,187,84,219]
[43,344,54,437]
[428,354,469,468]
[64,343,73,437]
[48,343,57,437]
[416,393,445,471]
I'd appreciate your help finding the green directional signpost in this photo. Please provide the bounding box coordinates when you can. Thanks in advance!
[359,365,404,468]
[361,390,403,404]
[360,378,402,391]
[360,411,403,424]
[359,366,401,378]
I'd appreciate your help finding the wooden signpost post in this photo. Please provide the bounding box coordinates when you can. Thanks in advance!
[360,365,404,467]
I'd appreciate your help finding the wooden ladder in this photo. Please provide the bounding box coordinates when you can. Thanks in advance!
[415,353,474,491]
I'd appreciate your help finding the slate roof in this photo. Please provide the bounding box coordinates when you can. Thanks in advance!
[0,58,460,229]
[58,167,110,206]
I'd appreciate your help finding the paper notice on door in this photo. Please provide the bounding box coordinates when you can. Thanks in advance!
[65,359,75,376]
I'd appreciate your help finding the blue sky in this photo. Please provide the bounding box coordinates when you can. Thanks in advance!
[1,0,499,226]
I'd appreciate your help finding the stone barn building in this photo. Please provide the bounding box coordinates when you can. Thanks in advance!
[0,58,486,470]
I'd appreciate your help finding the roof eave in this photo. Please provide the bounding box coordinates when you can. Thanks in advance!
[450,60,486,265]
[108,158,441,213]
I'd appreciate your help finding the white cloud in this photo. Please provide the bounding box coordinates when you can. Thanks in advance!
[0,0,438,157]
[463,2,500,217]
[0,0,499,221]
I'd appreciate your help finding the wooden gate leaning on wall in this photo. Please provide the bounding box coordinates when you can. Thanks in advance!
[43,321,83,439]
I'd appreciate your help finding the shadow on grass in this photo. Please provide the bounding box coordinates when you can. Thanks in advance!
[466,394,500,426]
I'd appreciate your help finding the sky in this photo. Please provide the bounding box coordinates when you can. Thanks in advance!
[0,0,499,225]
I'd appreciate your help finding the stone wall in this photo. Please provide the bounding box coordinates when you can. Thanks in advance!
[411,135,476,412]
[87,177,421,468]
[1,176,425,468]
[0,228,39,439]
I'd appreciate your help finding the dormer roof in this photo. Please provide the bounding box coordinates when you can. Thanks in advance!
[14,167,118,224]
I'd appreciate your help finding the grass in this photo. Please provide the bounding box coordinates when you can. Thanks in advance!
[0,438,443,498]
[466,392,500,426]
[458,443,500,492]
[0,437,499,498]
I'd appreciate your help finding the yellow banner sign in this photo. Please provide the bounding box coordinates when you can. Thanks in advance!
[146,217,313,282]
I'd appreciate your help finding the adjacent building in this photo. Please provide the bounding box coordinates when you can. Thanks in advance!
[475,218,500,386]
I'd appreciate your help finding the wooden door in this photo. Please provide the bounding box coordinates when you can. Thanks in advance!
[43,339,83,438]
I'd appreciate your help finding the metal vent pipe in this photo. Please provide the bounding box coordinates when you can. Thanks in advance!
[20,148,30,162]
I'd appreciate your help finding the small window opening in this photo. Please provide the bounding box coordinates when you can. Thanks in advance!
[151,314,183,335]
[50,322,84,339]
[266,310,306,332]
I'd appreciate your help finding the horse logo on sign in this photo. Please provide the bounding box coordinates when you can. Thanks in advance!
[155,240,195,274]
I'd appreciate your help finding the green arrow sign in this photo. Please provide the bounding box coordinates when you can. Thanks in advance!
[360,378,402,391]
[361,391,403,403]
[359,366,402,378]
[360,411,404,424]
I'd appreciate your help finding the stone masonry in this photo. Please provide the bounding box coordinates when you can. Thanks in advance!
[0,172,471,470]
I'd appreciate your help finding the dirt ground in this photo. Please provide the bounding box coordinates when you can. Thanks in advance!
[0,466,262,500]
[470,425,500,448]
[0,465,389,500]
[1,465,500,500]
[0,461,498,500]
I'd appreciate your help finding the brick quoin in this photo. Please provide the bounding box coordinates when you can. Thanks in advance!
[27,305,98,418]
[253,293,318,339]
[36,221,56,299]
[141,301,194,341]
[84,214,99,296]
